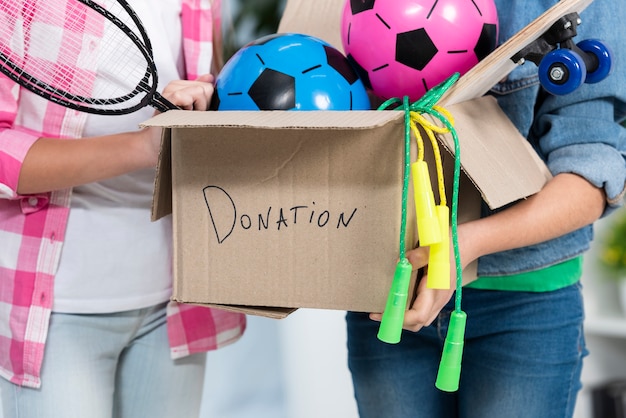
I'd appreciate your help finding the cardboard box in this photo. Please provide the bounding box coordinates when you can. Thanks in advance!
[144,0,552,318]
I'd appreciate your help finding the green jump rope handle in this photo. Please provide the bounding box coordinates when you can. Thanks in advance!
[377,258,413,344]
[435,310,467,392]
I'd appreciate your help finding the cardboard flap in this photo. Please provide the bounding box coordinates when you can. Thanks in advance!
[278,0,344,51]
[438,96,552,208]
[151,129,173,221]
[181,302,297,319]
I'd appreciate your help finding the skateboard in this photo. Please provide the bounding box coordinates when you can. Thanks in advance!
[440,0,612,106]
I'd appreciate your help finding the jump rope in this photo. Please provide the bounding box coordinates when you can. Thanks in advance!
[377,73,466,392]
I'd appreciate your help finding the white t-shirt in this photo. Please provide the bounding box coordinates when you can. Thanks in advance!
[53,0,185,313]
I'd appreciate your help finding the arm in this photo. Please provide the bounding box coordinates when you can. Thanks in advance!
[16,128,160,194]
[16,75,215,195]
[371,172,606,331]
[459,172,604,262]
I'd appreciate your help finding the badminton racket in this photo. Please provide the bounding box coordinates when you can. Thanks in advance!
[0,0,177,114]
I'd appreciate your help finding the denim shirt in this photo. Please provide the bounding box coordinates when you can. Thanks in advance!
[478,0,626,276]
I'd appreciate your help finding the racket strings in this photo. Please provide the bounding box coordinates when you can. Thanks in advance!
[0,0,157,111]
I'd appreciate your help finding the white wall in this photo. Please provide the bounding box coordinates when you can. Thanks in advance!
[201,310,359,418]
[277,309,359,418]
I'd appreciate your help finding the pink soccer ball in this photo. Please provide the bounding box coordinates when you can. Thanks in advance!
[341,0,499,101]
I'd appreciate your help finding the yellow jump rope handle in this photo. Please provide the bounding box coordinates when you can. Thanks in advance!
[411,161,441,246]
[377,258,413,344]
[427,205,450,289]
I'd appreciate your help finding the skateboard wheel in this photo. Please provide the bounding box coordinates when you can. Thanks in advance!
[577,39,612,84]
[538,49,586,95]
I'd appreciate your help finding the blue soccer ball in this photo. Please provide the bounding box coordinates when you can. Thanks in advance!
[211,33,371,111]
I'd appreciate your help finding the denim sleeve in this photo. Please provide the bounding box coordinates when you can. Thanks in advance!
[534,98,626,208]
[479,0,626,275]
[528,0,626,215]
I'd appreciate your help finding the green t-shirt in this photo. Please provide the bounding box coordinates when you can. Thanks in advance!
[465,256,583,292]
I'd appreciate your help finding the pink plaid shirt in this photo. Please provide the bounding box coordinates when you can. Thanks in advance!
[0,0,245,389]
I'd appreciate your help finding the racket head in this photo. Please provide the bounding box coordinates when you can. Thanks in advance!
[0,0,176,114]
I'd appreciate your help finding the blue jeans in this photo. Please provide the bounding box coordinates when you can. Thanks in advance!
[346,284,587,418]
[0,303,207,418]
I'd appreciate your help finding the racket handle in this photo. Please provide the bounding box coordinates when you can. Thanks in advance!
[152,92,180,112]
[412,161,441,246]
[427,205,450,289]
[377,259,413,344]
[435,310,467,392]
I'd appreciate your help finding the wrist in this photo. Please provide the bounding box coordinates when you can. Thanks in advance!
[132,127,163,169]
[456,222,482,270]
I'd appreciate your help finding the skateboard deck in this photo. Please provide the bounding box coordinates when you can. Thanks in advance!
[439,0,594,106]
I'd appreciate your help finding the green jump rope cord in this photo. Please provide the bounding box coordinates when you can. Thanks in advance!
[378,73,466,392]
[378,73,463,313]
